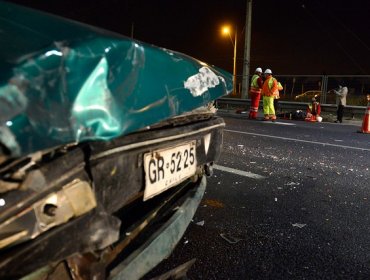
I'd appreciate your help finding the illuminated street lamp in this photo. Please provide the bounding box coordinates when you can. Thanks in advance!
[222,25,237,96]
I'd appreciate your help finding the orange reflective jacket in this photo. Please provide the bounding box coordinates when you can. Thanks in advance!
[262,76,278,97]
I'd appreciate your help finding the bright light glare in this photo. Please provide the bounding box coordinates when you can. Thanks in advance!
[222,26,231,35]
[45,50,63,57]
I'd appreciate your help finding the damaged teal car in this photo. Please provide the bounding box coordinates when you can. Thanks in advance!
[0,2,232,279]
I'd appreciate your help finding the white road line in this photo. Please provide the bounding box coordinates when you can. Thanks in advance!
[225,129,370,152]
[261,121,296,126]
[214,164,266,179]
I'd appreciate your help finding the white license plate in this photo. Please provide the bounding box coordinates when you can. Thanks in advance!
[143,141,197,201]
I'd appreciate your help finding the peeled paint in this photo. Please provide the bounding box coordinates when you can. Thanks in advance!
[0,2,233,157]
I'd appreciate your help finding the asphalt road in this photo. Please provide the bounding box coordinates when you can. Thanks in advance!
[145,115,370,279]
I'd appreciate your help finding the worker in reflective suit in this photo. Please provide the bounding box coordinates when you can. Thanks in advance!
[248,67,263,119]
[261,69,278,121]
[305,97,321,122]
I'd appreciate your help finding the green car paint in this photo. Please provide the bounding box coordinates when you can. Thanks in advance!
[0,2,233,157]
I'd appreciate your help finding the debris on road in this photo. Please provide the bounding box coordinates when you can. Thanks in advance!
[195,220,205,226]
[286,182,300,186]
[203,199,225,208]
[220,233,243,244]
[292,223,307,228]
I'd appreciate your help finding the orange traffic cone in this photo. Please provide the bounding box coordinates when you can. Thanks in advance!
[359,105,370,134]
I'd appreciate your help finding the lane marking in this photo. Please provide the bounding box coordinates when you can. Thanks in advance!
[225,129,370,152]
[261,121,296,126]
[214,164,266,179]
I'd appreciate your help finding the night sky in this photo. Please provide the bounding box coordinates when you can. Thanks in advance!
[5,0,370,75]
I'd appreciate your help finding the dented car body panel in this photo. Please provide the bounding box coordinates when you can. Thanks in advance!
[0,2,232,157]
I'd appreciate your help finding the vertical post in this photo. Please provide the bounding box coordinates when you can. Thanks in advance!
[320,75,325,104]
[233,28,237,96]
[241,0,252,99]
[320,75,328,104]
[323,75,328,104]
[291,77,296,97]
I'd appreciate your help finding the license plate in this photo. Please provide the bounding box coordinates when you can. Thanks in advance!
[143,141,197,201]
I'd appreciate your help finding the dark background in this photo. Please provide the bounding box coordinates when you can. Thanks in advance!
[5,0,370,75]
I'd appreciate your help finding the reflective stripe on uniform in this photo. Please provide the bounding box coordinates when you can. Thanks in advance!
[250,87,261,94]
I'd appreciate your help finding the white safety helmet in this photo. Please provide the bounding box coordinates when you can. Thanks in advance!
[255,67,262,73]
[264,69,272,74]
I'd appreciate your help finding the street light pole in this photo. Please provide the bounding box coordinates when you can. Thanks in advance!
[241,0,252,99]
[232,28,237,96]
[222,26,237,96]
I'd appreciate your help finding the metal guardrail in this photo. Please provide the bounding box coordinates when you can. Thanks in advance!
[216,97,366,117]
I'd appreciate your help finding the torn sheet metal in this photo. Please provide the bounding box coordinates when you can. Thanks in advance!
[0,179,96,250]
[0,2,233,158]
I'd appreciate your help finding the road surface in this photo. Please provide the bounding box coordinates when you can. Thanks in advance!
[145,115,370,279]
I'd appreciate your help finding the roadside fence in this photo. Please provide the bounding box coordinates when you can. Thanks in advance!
[232,75,370,106]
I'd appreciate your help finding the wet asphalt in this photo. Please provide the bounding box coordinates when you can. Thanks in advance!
[145,114,370,279]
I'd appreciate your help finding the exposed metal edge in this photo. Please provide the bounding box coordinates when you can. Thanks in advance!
[0,164,87,225]
[91,123,225,160]
[150,258,196,280]
[109,176,207,280]
[20,264,56,280]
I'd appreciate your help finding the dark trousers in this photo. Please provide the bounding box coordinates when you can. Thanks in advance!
[337,104,344,122]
